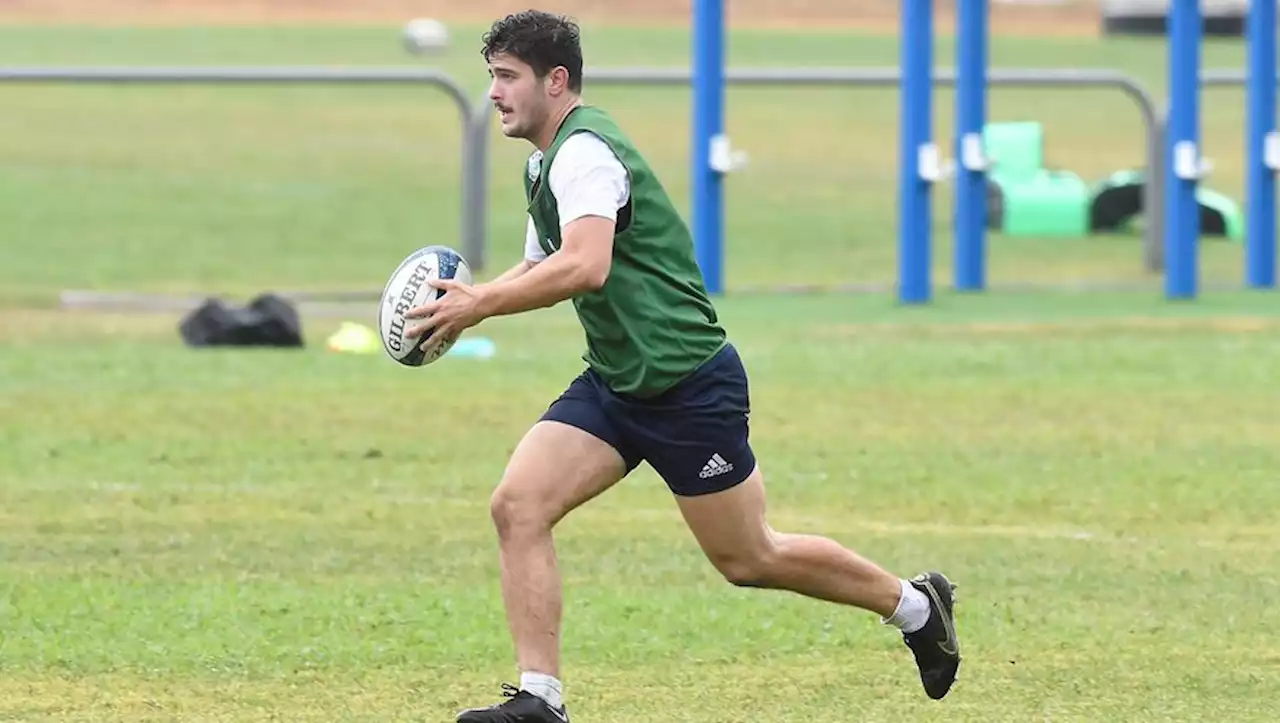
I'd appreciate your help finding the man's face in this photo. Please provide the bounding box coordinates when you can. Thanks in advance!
[487,53,549,140]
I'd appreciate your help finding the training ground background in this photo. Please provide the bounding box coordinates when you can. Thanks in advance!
[0,1,1277,722]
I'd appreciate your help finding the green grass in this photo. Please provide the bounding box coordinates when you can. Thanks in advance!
[2,22,1280,722]
[3,290,1280,721]
[0,23,1265,301]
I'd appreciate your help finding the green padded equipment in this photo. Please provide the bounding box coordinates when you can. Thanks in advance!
[996,169,1092,237]
[984,121,1045,183]
[1194,187,1243,240]
[1088,169,1243,240]
[1088,169,1146,233]
[982,121,1091,237]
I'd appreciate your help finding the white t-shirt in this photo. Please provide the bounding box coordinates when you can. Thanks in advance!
[523,132,630,263]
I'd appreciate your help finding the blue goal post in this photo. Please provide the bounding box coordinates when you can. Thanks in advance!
[1246,0,1277,289]
[690,0,1276,300]
[692,0,726,295]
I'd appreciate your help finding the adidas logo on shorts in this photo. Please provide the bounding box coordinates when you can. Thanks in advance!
[699,453,734,479]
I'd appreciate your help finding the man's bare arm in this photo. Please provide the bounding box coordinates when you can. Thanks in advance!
[478,259,537,289]
[476,216,614,319]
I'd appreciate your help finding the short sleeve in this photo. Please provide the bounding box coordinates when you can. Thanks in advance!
[547,133,630,230]
[524,215,547,262]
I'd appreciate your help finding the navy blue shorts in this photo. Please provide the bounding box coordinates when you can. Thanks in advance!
[540,343,756,497]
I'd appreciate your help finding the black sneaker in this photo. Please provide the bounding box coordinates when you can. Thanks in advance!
[456,683,570,723]
[902,571,961,700]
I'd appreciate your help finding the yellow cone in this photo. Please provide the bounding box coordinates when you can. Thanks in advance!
[326,321,381,354]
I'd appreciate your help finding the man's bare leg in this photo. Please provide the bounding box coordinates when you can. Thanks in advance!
[674,465,903,615]
[480,422,625,704]
[675,464,962,700]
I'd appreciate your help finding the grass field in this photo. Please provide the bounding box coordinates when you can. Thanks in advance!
[2,20,1280,723]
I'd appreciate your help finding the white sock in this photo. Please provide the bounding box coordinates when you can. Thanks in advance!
[882,579,931,634]
[519,671,563,709]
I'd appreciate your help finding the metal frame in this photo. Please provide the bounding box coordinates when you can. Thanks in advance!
[2,65,1162,283]
[0,66,491,271]
[565,66,1163,276]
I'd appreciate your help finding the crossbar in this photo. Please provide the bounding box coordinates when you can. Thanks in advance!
[577,66,1164,277]
[0,65,489,271]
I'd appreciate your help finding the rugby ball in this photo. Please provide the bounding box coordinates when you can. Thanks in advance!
[378,245,473,367]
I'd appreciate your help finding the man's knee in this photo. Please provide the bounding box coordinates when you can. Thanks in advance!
[488,420,629,542]
[707,545,779,588]
[489,482,551,540]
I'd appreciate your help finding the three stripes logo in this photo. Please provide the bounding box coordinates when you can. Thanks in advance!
[698,453,735,479]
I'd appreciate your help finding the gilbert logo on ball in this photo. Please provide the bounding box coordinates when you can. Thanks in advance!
[378,245,473,368]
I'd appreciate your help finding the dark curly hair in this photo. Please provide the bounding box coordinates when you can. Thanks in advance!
[481,10,584,93]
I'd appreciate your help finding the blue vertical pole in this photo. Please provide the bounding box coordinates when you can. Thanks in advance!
[1246,0,1277,289]
[1165,0,1201,300]
[691,0,725,295]
[954,0,988,292]
[898,0,932,304]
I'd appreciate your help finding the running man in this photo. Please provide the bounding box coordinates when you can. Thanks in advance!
[404,11,962,722]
